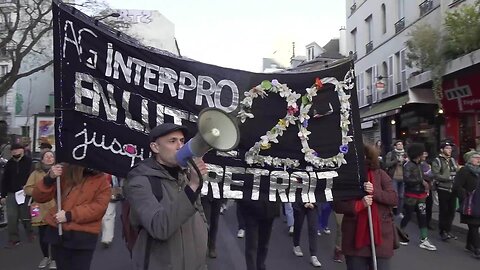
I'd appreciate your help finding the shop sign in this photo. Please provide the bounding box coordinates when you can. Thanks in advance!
[442,71,480,113]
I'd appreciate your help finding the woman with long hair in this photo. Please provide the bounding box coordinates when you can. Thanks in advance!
[32,163,110,270]
[334,144,397,270]
[24,150,57,269]
[453,150,480,258]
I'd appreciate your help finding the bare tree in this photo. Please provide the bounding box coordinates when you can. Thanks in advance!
[0,0,128,99]
[0,0,53,98]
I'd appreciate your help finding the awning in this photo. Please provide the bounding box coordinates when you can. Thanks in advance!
[360,95,409,121]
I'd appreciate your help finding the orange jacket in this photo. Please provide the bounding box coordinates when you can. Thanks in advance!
[32,173,111,235]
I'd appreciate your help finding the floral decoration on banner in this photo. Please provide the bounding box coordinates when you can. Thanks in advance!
[237,70,355,170]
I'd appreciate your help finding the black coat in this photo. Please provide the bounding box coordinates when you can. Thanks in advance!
[403,160,426,194]
[238,200,280,220]
[453,166,480,225]
[1,156,33,197]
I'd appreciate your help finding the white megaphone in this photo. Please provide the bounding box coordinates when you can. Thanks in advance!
[176,108,240,167]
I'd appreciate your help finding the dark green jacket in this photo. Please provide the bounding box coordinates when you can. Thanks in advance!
[432,155,458,192]
[125,158,208,270]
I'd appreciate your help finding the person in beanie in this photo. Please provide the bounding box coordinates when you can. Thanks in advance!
[24,150,57,269]
[432,140,459,241]
[125,123,208,270]
[385,140,407,217]
[453,150,480,258]
[400,143,437,251]
[0,143,34,248]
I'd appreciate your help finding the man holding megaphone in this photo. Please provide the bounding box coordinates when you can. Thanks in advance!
[124,123,209,270]
[124,108,240,270]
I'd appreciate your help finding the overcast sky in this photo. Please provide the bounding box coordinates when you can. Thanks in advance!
[104,0,346,72]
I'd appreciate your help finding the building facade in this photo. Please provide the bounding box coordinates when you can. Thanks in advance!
[408,0,480,162]
[346,0,440,154]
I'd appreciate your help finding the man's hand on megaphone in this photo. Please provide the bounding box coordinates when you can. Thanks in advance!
[187,157,207,192]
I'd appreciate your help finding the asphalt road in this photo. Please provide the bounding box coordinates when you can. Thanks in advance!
[0,203,478,270]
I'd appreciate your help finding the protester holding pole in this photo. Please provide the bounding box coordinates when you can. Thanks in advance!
[334,144,397,270]
[32,164,110,270]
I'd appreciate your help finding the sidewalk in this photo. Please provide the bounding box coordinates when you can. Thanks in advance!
[430,204,469,235]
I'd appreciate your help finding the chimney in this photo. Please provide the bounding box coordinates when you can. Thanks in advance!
[339,26,348,57]
[292,42,296,58]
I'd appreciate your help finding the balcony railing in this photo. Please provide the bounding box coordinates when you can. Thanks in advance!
[365,41,373,54]
[419,0,433,16]
[394,17,405,34]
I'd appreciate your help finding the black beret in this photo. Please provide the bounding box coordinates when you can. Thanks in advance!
[149,123,188,142]
[11,143,24,150]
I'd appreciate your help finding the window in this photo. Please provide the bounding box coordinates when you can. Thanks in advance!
[358,73,365,107]
[400,49,407,92]
[395,52,401,93]
[366,68,373,104]
[388,56,394,96]
[307,46,315,61]
[350,28,357,53]
[381,4,386,34]
[365,15,373,42]
[372,65,378,103]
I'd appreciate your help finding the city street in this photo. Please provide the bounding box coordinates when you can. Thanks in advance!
[0,203,478,270]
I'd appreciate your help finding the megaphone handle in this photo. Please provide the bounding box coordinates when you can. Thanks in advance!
[187,158,204,190]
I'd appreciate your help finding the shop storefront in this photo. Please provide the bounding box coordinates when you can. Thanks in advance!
[359,95,408,147]
[442,65,480,162]
[360,92,439,155]
[396,103,439,156]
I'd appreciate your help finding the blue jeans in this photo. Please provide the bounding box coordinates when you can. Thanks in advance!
[284,203,294,227]
[317,202,332,229]
[392,179,404,214]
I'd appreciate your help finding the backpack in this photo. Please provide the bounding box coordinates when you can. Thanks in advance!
[121,175,163,260]
[461,174,480,218]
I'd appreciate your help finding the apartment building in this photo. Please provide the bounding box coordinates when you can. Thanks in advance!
[346,0,441,152]
[408,0,480,159]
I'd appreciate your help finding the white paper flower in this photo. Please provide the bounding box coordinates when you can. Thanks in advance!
[297,126,311,140]
[237,110,254,123]
[272,157,282,167]
[286,92,301,107]
[241,96,254,107]
[305,87,318,101]
[299,104,312,123]
[279,87,293,98]
[264,156,273,165]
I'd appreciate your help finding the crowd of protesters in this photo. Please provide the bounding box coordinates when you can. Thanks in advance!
[1,129,480,270]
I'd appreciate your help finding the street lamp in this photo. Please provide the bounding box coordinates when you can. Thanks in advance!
[94,12,121,25]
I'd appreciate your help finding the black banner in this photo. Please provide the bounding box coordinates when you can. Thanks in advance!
[53,0,366,202]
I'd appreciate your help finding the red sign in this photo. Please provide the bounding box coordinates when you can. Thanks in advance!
[442,67,480,114]
[375,81,385,91]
